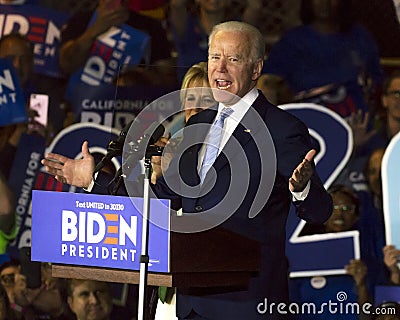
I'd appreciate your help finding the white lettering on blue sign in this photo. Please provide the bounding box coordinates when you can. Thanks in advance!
[61,210,137,246]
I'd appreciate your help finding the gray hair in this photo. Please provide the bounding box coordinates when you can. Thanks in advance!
[208,21,265,63]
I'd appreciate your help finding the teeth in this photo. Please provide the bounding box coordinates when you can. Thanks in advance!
[332,219,344,226]
[216,79,232,89]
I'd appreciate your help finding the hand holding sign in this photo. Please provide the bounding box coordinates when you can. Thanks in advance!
[41,141,95,189]
[92,0,129,36]
[289,149,316,192]
[383,245,400,285]
[345,259,368,287]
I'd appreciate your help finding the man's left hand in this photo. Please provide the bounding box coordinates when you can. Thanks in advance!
[289,149,316,192]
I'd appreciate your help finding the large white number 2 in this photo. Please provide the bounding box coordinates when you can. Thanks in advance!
[280,103,360,277]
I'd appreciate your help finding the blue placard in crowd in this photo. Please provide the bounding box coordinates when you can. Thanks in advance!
[66,83,175,131]
[65,14,150,98]
[0,4,71,78]
[0,58,27,126]
[375,286,400,305]
[7,133,46,255]
[31,191,171,272]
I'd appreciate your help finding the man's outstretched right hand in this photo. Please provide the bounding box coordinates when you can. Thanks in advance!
[41,141,95,189]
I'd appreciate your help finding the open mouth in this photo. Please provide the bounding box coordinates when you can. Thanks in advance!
[332,219,345,226]
[216,79,232,90]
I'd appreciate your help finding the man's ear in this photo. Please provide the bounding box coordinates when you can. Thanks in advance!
[67,296,73,310]
[252,59,263,81]
[382,95,389,109]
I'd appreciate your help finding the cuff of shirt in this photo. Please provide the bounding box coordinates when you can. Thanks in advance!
[83,172,99,193]
[291,180,311,201]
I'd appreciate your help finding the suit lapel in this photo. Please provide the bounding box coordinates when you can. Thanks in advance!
[212,93,269,173]
[181,108,217,187]
[184,92,272,189]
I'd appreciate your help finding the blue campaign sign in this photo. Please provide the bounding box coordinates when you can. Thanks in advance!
[31,190,171,272]
[0,4,71,78]
[7,133,46,258]
[375,286,400,305]
[280,103,359,277]
[382,131,400,247]
[65,15,150,97]
[66,83,175,131]
[0,58,27,126]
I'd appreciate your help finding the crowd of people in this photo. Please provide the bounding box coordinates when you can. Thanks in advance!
[1,0,400,319]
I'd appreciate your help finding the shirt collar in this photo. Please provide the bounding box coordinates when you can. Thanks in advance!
[217,87,259,122]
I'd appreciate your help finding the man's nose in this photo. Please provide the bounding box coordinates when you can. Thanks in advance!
[215,58,227,72]
[88,292,99,304]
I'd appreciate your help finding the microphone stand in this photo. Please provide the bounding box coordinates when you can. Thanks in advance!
[137,145,163,320]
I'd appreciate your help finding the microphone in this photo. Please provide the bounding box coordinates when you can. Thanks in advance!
[123,122,165,174]
[94,120,133,174]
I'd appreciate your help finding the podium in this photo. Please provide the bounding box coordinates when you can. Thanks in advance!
[31,190,260,290]
[52,226,261,289]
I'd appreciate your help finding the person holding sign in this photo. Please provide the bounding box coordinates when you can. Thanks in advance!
[383,245,400,285]
[42,21,332,319]
[59,0,173,74]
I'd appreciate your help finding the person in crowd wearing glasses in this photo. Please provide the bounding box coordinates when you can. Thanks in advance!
[351,70,400,161]
[291,184,386,319]
[378,70,400,142]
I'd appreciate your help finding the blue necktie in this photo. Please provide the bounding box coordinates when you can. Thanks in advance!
[199,107,233,183]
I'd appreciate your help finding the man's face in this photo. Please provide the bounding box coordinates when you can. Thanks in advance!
[67,280,113,320]
[0,37,33,86]
[382,77,400,122]
[208,30,262,105]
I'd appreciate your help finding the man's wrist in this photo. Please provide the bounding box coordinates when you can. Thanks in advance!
[83,177,96,192]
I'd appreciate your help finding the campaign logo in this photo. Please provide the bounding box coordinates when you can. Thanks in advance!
[31,191,171,272]
[61,204,138,262]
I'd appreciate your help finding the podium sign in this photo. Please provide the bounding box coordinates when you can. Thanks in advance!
[31,190,170,272]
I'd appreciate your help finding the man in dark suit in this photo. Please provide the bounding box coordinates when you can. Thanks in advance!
[42,21,332,320]
[150,21,332,319]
